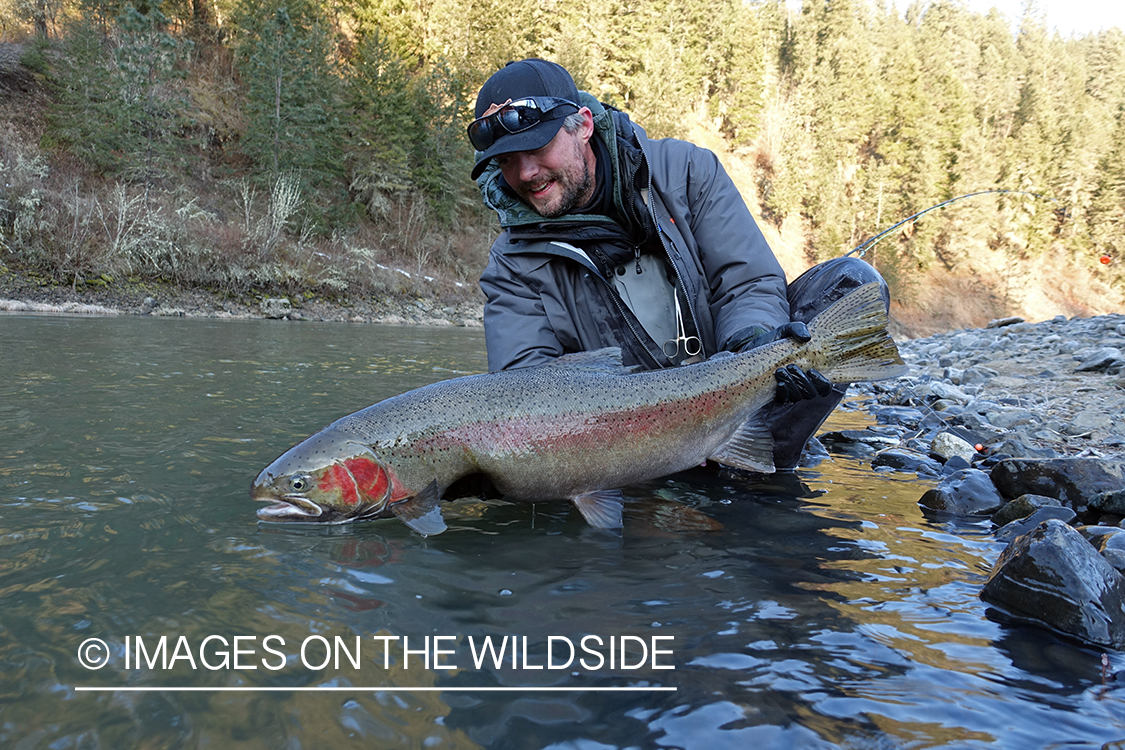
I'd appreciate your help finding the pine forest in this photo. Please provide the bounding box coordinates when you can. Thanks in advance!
[1,0,1124,327]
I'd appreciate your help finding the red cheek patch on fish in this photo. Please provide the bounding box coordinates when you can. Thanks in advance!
[317,457,391,507]
[320,464,360,505]
[344,456,389,502]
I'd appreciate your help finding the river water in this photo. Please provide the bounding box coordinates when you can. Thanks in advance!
[1,313,1122,749]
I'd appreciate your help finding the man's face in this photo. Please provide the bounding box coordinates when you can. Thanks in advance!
[496,113,596,218]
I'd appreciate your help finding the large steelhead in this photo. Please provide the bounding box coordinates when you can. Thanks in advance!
[251,283,907,535]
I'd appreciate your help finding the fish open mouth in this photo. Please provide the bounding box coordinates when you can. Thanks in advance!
[254,493,325,522]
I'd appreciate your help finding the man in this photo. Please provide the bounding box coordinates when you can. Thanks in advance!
[469,58,888,470]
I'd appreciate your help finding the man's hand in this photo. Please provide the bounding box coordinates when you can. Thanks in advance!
[730,322,833,404]
[731,321,812,352]
[774,365,833,404]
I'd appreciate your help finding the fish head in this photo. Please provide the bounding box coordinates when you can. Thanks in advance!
[251,428,402,524]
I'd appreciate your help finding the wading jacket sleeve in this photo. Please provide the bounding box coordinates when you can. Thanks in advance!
[477,99,789,372]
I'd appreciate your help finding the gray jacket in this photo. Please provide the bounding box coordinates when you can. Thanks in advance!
[477,94,788,372]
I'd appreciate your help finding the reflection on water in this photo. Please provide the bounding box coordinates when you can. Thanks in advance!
[1,313,1122,749]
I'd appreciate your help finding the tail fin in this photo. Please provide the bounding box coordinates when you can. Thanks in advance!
[806,283,908,383]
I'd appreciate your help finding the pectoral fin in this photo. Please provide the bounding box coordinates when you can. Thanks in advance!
[572,489,625,531]
[391,480,446,537]
[709,415,775,473]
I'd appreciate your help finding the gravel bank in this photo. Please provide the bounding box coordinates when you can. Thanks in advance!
[850,312,1125,461]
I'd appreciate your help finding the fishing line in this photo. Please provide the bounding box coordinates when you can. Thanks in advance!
[845,189,1060,259]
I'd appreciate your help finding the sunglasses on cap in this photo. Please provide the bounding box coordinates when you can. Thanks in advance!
[466,96,578,152]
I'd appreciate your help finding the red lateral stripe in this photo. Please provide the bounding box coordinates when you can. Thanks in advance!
[440,392,734,451]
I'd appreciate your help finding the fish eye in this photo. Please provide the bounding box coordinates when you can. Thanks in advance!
[289,474,312,492]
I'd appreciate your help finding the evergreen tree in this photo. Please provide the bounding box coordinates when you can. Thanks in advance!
[707,0,767,148]
[346,30,473,222]
[232,0,344,186]
[115,2,193,186]
[47,4,190,183]
[1089,102,1125,260]
[800,0,879,260]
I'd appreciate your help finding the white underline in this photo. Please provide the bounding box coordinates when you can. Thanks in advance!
[75,686,676,692]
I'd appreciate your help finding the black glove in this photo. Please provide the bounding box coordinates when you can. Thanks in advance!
[730,321,812,352]
[774,364,833,404]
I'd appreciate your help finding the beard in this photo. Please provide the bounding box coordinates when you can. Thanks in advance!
[514,138,594,218]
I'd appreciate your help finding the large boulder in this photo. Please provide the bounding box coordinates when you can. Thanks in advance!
[918,468,1005,517]
[981,519,1125,648]
[989,458,1125,509]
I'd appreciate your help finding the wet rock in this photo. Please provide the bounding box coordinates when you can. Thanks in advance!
[948,409,1006,439]
[799,436,831,467]
[929,431,978,464]
[1074,347,1124,373]
[987,316,1025,329]
[991,493,1063,527]
[262,297,292,320]
[989,458,1125,510]
[940,455,972,474]
[871,449,942,474]
[871,405,925,428]
[1089,488,1125,516]
[919,468,1005,517]
[1078,526,1125,572]
[818,428,900,456]
[986,438,1057,460]
[981,519,1125,648]
[1078,525,1125,548]
[994,505,1077,543]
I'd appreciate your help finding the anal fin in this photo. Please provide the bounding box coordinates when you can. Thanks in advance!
[709,414,775,473]
[572,489,625,531]
[391,480,447,537]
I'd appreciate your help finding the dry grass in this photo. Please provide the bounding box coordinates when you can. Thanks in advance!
[0,40,491,306]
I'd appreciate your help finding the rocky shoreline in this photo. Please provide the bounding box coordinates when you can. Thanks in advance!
[832,312,1125,652]
[0,272,485,327]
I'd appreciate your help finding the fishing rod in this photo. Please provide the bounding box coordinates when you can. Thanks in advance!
[846,188,1060,258]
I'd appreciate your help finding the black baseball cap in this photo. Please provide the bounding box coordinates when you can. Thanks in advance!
[470,59,581,180]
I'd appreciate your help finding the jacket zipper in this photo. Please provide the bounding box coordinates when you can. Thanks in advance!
[648,198,705,361]
[621,120,705,360]
[599,273,665,370]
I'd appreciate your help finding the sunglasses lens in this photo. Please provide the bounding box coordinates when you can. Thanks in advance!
[498,105,540,133]
[467,119,493,151]
[467,98,574,153]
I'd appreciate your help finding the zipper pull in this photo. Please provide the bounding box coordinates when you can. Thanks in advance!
[634,246,642,274]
